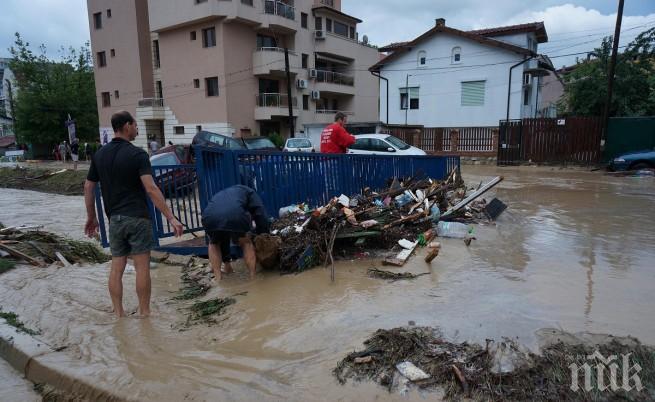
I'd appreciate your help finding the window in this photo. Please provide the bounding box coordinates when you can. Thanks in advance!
[334,21,348,37]
[452,46,461,64]
[97,51,107,67]
[349,26,355,40]
[196,125,202,133]
[302,53,308,69]
[400,87,419,110]
[326,18,332,32]
[190,31,197,41]
[106,9,112,18]
[461,80,486,106]
[303,95,309,110]
[523,87,530,106]
[241,0,253,5]
[370,139,392,152]
[93,12,102,29]
[315,17,322,31]
[194,79,200,88]
[114,90,119,99]
[153,40,160,68]
[174,126,185,135]
[301,13,308,29]
[206,77,219,96]
[101,92,111,107]
[110,49,115,57]
[195,0,208,3]
[156,81,163,99]
[417,50,427,66]
[350,138,370,150]
[256,34,277,48]
[202,27,216,48]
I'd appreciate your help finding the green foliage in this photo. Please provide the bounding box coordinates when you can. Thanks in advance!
[9,33,98,147]
[0,308,39,335]
[268,132,285,148]
[561,28,655,117]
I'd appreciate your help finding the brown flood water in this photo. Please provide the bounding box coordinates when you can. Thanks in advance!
[0,166,654,401]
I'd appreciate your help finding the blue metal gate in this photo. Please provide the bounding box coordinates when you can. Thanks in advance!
[96,149,459,255]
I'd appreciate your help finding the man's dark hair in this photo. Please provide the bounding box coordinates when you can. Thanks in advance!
[334,112,347,122]
[111,111,135,132]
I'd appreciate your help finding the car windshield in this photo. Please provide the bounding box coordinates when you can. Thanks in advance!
[287,139,311,148]
[385,136,411,150]
[245,138,276,149]
[150,153,178,166]
[226,138,245,149]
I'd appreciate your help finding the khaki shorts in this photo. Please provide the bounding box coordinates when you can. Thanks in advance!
[71,154,79,162]
[108,215,154,257]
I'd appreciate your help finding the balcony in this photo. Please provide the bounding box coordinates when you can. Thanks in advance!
[314,109,353,124]
[255,93,298,120]
[136,98,166,119]
[138,98,164,108]
[261,0,297,32]
[252,48,299,76]
[319,0,334,6]
[264,0,295,20]
[313,70,356,95]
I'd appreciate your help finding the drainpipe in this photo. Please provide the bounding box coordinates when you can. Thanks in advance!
[506,56,534,122]
[370,71,388,125]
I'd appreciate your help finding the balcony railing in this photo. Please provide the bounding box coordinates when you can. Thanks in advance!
[256,93,297,108]
[138,98,164,108]
[256,47,297,55]
[316,109,353,115]
[315,69,354,86]
[264,0,295,20]
[320,0,334,7]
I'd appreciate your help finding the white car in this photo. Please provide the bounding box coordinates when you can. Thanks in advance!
[284,138,314,153]
[347,134,426,156]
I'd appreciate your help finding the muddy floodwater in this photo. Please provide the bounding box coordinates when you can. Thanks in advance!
[0,166,654,401]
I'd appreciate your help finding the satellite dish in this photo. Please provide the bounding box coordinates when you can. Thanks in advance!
[362,35,369,44]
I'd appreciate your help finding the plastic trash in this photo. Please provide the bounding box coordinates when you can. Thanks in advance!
[437,221,473,239]
[337,194,350,207]
[361,219,378,228]
[429,204,441,223]
[278,205,300,218]
[396,361,430,381]
[398,239,417,249]
[395,192,413,207]
[374,199,384,207]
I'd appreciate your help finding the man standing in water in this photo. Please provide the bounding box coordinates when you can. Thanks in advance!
[84,111,183,318]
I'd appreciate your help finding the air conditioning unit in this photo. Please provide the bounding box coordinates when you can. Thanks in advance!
[314,30,325,40]
[309,69,318,79]
[311,90,321,100]
[523,73,532,86]
[296,79,308,89]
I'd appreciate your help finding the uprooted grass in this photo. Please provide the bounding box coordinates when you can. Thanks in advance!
[184,297,236,327]
[367,268,430,281]
[334,327,655,401]
[0,308,39,335]
[0,166,87,196]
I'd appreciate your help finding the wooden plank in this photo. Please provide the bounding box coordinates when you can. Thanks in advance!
[0,244,45,267]
[442,176,504,218]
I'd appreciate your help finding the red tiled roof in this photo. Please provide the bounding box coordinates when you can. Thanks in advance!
[0,135,16,148]
[379,41,410,52]
[469,22,548,43]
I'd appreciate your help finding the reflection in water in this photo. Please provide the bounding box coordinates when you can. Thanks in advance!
[0,168,654,401]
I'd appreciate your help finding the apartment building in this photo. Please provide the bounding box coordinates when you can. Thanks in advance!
[87,0,380,150]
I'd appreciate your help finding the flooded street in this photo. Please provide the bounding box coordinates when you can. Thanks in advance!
[1,166,654,401]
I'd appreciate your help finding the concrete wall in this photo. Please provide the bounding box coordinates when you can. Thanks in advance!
[379,31,531,127]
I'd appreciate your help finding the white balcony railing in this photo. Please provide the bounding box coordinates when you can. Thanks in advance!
[320,0,334,7]
[263,0,295,20]
[256,47,297,55]
[315,109,353,115]
[256,93,297,108]
[138,98,164,108]
[315,69,354,86]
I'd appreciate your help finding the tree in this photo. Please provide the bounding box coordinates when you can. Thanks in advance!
[560,27,655,117]
[9,33,98,148]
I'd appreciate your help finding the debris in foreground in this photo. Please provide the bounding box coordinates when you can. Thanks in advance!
[187,297,236,325]
[333,327,655,401]
[0,308,39,335]
[367,268,429,281]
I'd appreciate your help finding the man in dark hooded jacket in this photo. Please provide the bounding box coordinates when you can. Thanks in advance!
[201,185,270,281]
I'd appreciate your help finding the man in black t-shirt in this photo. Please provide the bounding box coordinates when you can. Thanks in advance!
[84,111,183,318]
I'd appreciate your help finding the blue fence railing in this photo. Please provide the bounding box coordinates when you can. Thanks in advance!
[95,149,459,251]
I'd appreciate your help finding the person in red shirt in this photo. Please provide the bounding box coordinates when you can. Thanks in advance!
[320,112,356,153]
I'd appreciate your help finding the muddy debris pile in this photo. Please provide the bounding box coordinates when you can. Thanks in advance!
[334,326,655,401]
[265,169,504,274]
[0,223,109,268]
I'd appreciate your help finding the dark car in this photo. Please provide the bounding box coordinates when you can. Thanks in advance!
[608,149,655,171]
[192,130,245,151]
[150,147,196,197]
[241,136,279,151]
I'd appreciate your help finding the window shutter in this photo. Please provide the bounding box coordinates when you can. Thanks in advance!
[461,81,485,106]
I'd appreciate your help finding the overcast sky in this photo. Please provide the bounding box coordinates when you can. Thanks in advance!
[1,0,654,68]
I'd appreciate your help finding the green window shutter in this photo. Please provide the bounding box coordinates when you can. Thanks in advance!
[461,80,485,106]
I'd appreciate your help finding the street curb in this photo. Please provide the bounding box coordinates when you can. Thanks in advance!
[0,319,126,402]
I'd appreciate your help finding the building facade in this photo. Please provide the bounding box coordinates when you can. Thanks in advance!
[87,0,380,150]
[371,20,552,128]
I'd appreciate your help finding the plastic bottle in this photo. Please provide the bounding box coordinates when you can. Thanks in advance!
[437,221,473,239]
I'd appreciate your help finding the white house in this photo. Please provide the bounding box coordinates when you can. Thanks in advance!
[370,19,553,128]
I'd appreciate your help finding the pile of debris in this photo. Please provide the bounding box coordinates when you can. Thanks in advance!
[334,326,655,401]
[0,223,109,268]
[265,169,504,274]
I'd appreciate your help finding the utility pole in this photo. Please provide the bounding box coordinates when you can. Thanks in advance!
[602,0,625,141]
[284,48,295,138]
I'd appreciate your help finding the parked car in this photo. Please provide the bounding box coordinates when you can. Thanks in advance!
[191,130,245,151]
[150,147,196,197]
[283,138,314,152]
[347,134,426,156]
[609,149,655,171]
[241,136,279,151]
